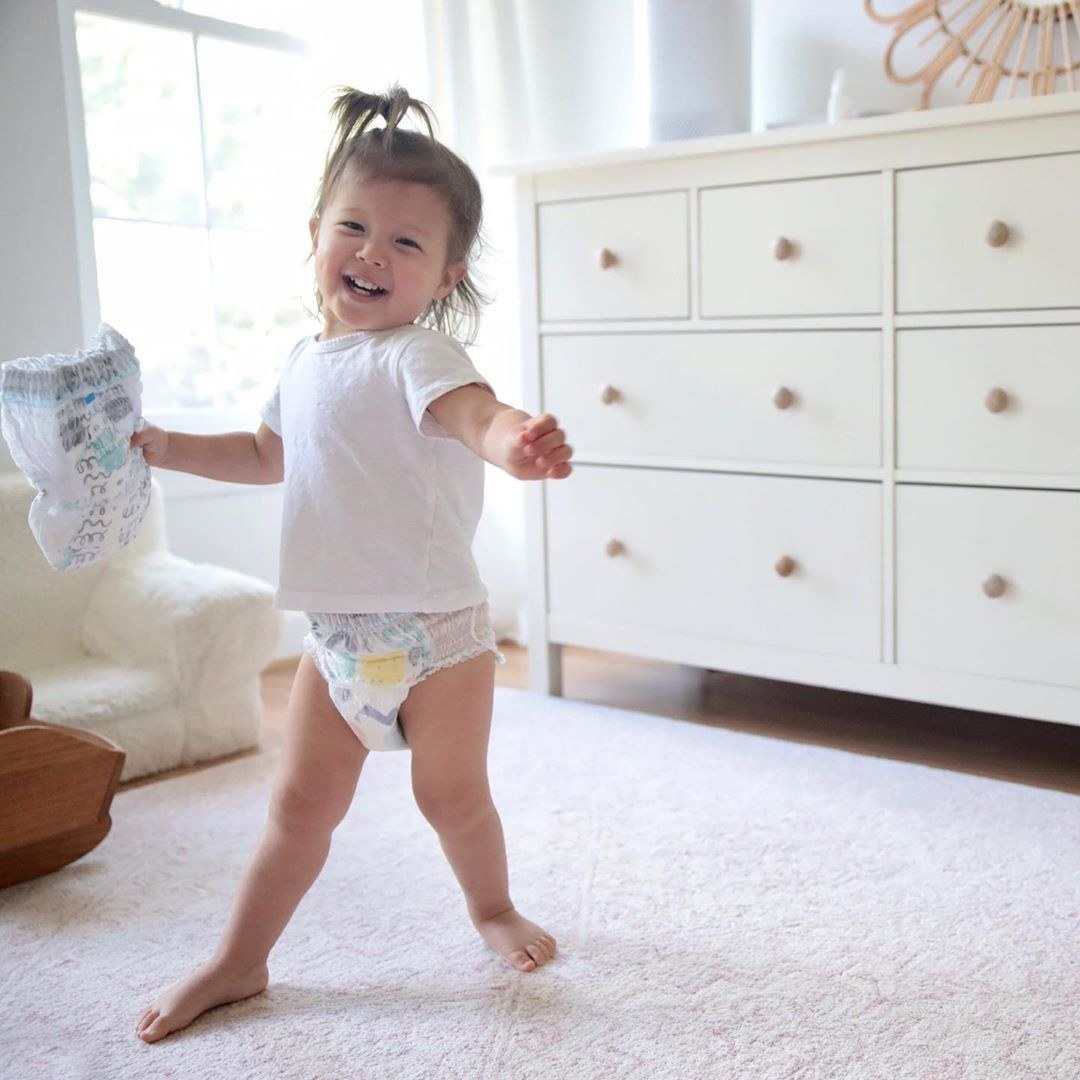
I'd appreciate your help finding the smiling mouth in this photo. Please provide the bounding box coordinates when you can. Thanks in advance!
[345,275,387,297]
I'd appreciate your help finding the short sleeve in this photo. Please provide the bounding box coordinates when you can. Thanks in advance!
[260,337,308,436]
[394,328,494,438]
[261,383,281,435]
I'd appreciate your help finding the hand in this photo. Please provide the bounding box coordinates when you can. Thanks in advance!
[130,422,169,467]
[507,413,573,481]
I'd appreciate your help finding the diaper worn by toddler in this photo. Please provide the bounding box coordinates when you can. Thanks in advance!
[0,324,151,570]
[304,604,504,751]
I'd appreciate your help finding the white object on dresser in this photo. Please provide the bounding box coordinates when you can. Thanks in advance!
[499,94,1080,727]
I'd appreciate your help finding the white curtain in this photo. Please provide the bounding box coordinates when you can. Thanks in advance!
[420,0,640,641]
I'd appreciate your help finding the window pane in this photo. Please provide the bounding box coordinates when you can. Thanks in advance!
[76,13,205,225]
[210,227,316,411]
[93,219,216,409]
[197,38,326,229]
[76,2,429,413]
[183,2,428,96]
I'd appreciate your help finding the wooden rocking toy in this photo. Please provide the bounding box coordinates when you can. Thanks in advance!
[0,670,125,887]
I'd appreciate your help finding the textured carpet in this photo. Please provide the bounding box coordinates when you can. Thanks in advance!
[2,687,1078,1080]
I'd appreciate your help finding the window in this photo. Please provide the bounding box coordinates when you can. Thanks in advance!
[72,1,427,413]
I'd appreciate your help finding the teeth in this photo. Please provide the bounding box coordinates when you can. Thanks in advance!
[346,275,385,294]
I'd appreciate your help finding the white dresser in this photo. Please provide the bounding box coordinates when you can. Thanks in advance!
[504,94,1080,727]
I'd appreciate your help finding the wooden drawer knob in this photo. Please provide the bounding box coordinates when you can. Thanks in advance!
[597,248,618,269]
[775,555,797,578]
[773,236,795,261]
[598,384,621,405]
[986,220,1010,248]
[604,538,625,558]
[773,386,796,410]
[982,574,1007,599]
[984,387,1009,413]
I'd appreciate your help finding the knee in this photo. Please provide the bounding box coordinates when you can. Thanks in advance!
[269,778,350,837]
[412,778,492,833]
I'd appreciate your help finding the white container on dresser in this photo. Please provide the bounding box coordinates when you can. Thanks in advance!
[499,94,1080,727]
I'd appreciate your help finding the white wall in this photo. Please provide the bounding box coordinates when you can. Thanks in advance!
[751,2,971,130]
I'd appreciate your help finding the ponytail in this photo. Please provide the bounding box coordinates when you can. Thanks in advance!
[327,85,436,154]
[319,85,439,201]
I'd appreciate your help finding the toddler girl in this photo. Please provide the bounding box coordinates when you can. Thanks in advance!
[134,85,572,1044]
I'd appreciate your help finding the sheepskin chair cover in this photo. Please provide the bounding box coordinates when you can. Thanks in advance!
[0,471,281,780]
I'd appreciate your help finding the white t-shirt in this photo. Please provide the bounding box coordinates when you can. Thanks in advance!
[261,324,494,614]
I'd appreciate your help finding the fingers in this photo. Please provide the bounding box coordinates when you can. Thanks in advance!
[520,417,569,458]
[518,413,562,449]
[129,424,166,464]
[517,414,573,480]
[524,431,568,458]
[533,442,573,467]
[525,442,573,477]
[130,426,156,449]
[520,414,561,444]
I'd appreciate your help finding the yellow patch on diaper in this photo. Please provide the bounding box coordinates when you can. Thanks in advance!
[359,651,407,686]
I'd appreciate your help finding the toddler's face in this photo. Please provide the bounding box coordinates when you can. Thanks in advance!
[310,174,466,340]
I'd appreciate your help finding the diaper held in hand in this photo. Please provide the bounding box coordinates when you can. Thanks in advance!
[0,324,152,571]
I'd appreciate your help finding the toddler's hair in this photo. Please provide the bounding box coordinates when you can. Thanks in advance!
[313,85,487,344]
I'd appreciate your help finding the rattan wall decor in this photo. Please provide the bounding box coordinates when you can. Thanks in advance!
[866,0,1080,107]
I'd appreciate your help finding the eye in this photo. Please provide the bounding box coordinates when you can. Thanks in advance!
[396,237,421,250]
[343,221,364,232]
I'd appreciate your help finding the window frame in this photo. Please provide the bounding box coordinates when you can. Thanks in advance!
[57,0,310,476]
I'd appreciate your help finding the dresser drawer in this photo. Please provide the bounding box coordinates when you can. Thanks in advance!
[542,331,881,467]
[538,192,689,321]
[547,467,881,660]
[699,174,882,317]
[897,486,1080,688]
[897,326,1080,478]
[896,153,1080,313]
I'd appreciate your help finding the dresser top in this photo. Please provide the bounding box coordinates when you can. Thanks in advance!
[493,91,1080,177]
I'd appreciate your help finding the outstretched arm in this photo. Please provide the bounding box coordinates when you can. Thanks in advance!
[427,384,573,481]
[130,422,284,485]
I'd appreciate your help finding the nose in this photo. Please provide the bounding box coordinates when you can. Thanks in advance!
[355,242,387,269]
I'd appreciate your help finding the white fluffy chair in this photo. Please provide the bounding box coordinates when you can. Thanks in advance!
[0,471,281,780]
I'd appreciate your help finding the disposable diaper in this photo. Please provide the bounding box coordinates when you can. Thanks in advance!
[0,324,151,570]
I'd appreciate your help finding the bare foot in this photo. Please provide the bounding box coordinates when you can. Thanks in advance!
[473,908,557,971]
[136,960,269,1043]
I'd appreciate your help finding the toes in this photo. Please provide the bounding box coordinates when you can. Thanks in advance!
[138,1023,159,1043]
[139,1014,172,1043]
[524,938,555,967]
[136,1008,157,1036]
[510,949,538,972]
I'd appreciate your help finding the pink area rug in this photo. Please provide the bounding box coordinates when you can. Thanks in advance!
[2,687,1078,1079]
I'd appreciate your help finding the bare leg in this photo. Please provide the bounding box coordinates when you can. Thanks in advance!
[400,651,556,971]
[136,654,368,1042]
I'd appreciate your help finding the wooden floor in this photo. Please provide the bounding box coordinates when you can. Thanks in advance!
[126,644,1080,795]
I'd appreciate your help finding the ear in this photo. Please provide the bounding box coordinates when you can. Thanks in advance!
[308,216,320,251]
[434,261,467,301]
